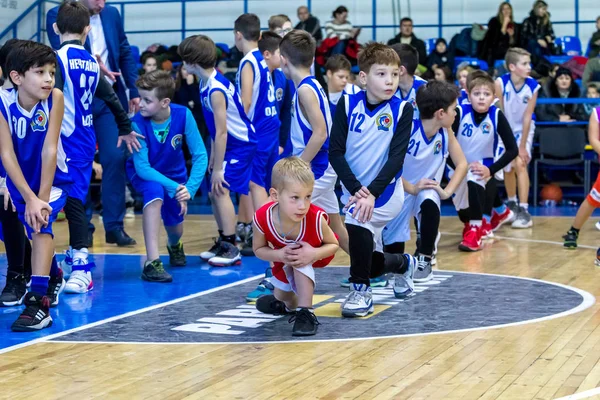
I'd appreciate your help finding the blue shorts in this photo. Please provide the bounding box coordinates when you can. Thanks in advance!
[13,187,68,238]
[250,139,279,189]
[211,146,254,195]
[130,175,184,227]
[67,160,93,202]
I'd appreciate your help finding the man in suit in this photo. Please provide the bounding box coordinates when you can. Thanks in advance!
[47,0,139,246]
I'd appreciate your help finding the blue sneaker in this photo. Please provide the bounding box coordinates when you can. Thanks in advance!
[393,254,416,299]
[340,276,388,288]
[341,283,374,317]
[246,268,274,302]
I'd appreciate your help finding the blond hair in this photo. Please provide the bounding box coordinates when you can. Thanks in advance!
[505,47,530,68]
[271,157,314,192]
[455,64,474,80]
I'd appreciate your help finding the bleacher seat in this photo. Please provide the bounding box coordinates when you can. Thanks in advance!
[545,55,573,65]
[555,36,582,56]
[425,38,437,55]
[454,57,488,72]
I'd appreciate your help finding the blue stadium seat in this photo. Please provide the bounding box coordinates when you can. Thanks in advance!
[454,57,488,72]
[425,38,437,55]
[555,36,582,56]
[545,55,573,65]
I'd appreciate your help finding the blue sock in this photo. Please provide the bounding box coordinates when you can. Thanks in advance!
[49,254,59,277]
[30,275,50,296]
[494,204,507,214]
[483,214,491,223]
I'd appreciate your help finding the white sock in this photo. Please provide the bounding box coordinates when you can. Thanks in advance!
[470,220,482,227]
[73,248,89,264]
[508,196,518,203]
[519,203,529,211]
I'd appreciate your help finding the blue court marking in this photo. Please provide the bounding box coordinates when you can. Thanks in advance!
[0,253,269,351]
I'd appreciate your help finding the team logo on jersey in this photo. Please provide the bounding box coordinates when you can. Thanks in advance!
[410,99,417,110]
[434,140,442,155]
[523,96,530,104]
[276,88,284,102]
[482,122,491,134]
[376,113,393,132]
[171,134,183,150]
[31,109,47,132]
[202,96,210,110]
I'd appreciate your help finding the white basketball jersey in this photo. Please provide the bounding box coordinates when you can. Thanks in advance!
[402,119,448,185]
[456,104,500,165]
[496,74,539,134]
[394,75,427,120]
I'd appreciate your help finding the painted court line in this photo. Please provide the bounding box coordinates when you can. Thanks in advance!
[42,271,597,347]
[555,386,600,400]
[439,231,598,250]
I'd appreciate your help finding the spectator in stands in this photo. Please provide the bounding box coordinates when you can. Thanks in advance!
[269,14,293,37]
[481,2,519,72]
[426,38,450,70]
[47,0,140,246]
[584,84,600,118]
[387,17,427,67]
[325,6,360,56]
[295,6,322,43]
[583,55,600,89]
[536,67,587,123]
[588,16,600,58]
[141,53,159,75]
[433,65,453,83]
[520,0,555,63]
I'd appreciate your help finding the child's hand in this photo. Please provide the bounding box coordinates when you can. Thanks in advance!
[286,241,317,268]
[179,201,188,216]
[282,243,301,265]
[470,162,491,180]
[176,185,191,202]
[414,178,439,193]
[25,197,52,233]
[41,208,50,227]
[434,185,451,200]
[352,194,375,223]
[518,147,531,164]
[117,131,144,153]
[211,169,229,195]
[1,187,15,212]
[92,161,103,180]
[353,186,371,199]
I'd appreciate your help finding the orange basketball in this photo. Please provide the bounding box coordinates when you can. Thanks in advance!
[540,184,563,202]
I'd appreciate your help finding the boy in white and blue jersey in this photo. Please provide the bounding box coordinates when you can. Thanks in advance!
[390,43,427,119]
[453,72,518,251]
[383,81,468,282]
[0,42,71,332]
[329,43,417,317]
[495,48,539,228]
[179,35,256,266]
[280,30,350,254]
[325,55,361,116]
[127,71,207,282]
[52,0,141,295]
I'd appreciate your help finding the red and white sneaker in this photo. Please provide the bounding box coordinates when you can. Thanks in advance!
[481,219,494,239]
[491,208,515,231]
[458,225,483,252]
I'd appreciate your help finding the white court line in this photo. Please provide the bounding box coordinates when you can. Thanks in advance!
[555,386,600,400]
[439,231,598,250]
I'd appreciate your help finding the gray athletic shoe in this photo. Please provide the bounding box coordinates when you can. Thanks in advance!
[506,201,518,223]
[413,255,433,283]
[512,207,533,229]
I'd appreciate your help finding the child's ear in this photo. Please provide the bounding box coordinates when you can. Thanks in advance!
[53,22,60,36]
[161,97,171,108]
[358,70,367,87]
[269,188,278,201]
[9,70,21,86]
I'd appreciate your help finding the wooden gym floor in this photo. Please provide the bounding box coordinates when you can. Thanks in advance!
[1,214,600,400]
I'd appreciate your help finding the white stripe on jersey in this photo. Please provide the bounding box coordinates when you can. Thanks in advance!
[290,77,331,155]
[394,75,427,120]
[496,74,539,134]
[402,120,448,185]
[456,104,499,164]
[237,49,262,121]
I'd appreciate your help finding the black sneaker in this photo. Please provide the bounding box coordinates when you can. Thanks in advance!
[200,238,221,261]
[105,229,137,247]
[167,242,187,266]
[290,308,319,336]
[563,230,579,249]
[208,241,242,266]
[240,229,254,257]
[141,259,173,283]
[47,267,65,307]
[11,292,53,332]
[256,295,293,315]
[0,271,27,307]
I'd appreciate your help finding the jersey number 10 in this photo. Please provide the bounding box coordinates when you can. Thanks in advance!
[11,116,27,139]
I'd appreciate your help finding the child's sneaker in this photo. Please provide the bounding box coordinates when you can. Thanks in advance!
[256,294,293,315]
[208,241,242,266]
[506,201,519,220]
[141,259,173,283]
[413,255,433,283]
[64,268,94,294]
[459,225,483,252]
[290,308,320,336]
[0,271,27,307]
[595,221,600,231]
[47,267,65,306]
[340,276,388,288]
[481,219,494,239]
[246,268,274,302]
[240,230,254,257]
[59,248,73,279]
[512,207,533,229]
[200,238,221,261]
[168,242,187,266]
[393,254,416,298]
[11,293,52,332]
[491,207,514,231]
[563,229,579,249]
[341,284,373,317]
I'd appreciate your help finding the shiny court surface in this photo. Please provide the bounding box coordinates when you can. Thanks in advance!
[2,212,600,399]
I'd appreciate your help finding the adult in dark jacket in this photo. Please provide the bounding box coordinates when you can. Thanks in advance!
[295,6,323,43]
[535,67,587,123]
[588,16,600,58]
[47,0,139,246]
[520,0,555,64]
[387,17,427,67]
[480,2,520,71]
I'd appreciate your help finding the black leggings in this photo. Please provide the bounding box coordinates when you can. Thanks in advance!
[0,195,32,277]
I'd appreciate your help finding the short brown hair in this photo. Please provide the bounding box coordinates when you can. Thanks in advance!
[467,70,495,93]
[258,31,282,54]
[390,43,417,75]
[271,156,314,192]
[505,47,530,68]
[455,64,475,80]
[416,80,460,120]
[178,35,217,69]
[268,14,291,31]
[56,0,90,35]
[234,13,261,41]
[325,54,351,73]
[358,42,400,74]
[136,70,175,100]
[279,30,316,69]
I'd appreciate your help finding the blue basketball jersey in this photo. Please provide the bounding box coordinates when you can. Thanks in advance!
[200,69,256,151]
[126,104,188,182]
[290,76,332,179]
[0,88,13,178]
[236,49,280,139]
[329,83,362,116]
[56,43,100,162]
[458,88,469,105]
[272,68,288,113]
[0,90,71,203]
[394,75,427,119]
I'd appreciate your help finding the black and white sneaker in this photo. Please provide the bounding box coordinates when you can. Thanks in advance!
[413,255,433,283]
[0,271,27,307]
[208,241,242,267]
[47,267,65,307]
[11,292,53,332]
[200,238,221,261]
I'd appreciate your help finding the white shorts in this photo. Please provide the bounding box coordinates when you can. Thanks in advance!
[383,188,440,245]
[271,264,316,294]
[449,168,488,211]
[343,179,404,252]
[504,122,534,173]
[312,164,339,214]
